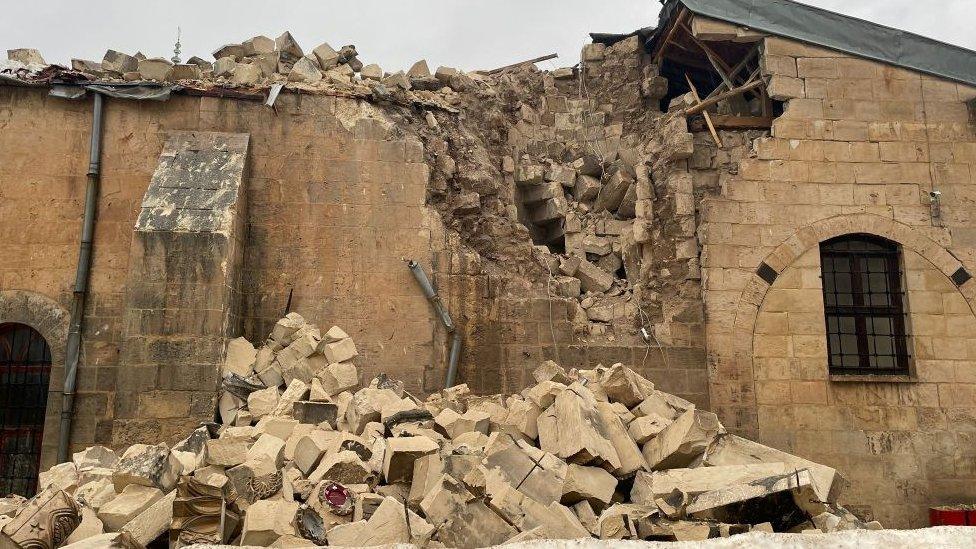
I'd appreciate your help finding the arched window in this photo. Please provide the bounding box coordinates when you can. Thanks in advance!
[0,323,52,497]
[820,234,911,376]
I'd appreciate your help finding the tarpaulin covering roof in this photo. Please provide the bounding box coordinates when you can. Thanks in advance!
[654,0,976,87]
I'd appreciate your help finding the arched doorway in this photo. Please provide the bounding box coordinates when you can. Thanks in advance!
[0,323,52,497]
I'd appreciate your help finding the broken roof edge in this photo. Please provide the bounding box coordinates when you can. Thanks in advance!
[653,0,976,87]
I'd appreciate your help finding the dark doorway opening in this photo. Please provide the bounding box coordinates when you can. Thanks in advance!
[0,323,52,497]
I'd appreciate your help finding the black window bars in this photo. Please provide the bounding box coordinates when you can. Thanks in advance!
[819,234,911,376]
[0,323,52,497]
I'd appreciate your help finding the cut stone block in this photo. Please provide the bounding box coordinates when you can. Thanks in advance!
[319,338,358,364]
[294,430,337,475]
[293,400,339,427]
[275,31,304,59]
[316,362,359,397]
[383,436,439,484]
[272,379,309,416]
[136,58,173,81]
[248,386,280,419]
[434,408,490,439]
[358,496,433,546]
[561,464,617,505]
[643,409,723,470]
[205,437,249,468]
[308,450,376,486]
[537,383,620,470]
[112,444,182,492]
[101,50,137,73]
[120,489,175,545]
[242,35,276,56]
[594,401,646,477]
[7,48,45,65]
[630,463,793,504]
[247,433,286,467]
[703,434,845,503]
[575,258,615,293]
[289,56,322,83]
[241,499,299,546]
[97,484,163,531]
[533,360,570,384]
[629,415,667,445]
[224,336,256,377]
[600,363,654,407]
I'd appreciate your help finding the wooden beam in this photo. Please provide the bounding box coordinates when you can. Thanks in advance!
[682,78,764,116]
[653,7,689,64]
[485,53,558,74]
[685,73,723,148]
[709,115,774,130]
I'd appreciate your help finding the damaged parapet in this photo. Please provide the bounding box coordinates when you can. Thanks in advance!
[1,311,879,549]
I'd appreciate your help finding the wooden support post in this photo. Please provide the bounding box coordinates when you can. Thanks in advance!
[685,74,723,148]
[653,8,689,64]
[682,78,764,116]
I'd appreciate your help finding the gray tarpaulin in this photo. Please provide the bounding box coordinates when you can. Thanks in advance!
[49,84,175,101]
[654,0,976,87]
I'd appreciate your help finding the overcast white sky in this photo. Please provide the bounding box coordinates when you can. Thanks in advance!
[2,1,974,73]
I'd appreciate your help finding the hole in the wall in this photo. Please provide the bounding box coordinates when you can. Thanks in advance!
[615,263,628,280]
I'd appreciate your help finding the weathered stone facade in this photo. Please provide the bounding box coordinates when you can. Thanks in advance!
[1,18,975,528]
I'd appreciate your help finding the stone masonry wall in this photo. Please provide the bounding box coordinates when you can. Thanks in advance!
[0,88,443,461]
[699,35,976,527]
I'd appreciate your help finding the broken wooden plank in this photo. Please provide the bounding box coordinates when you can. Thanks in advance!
[684,74,723,148]
[682,78,764,116]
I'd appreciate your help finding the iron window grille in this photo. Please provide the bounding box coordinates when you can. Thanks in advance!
[819,234,911,376]
[0,323,52,497]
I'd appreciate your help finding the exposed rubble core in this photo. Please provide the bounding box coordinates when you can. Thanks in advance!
[1,313,882,548]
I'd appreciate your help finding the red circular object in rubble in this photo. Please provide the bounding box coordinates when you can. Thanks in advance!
[323,482,351,509]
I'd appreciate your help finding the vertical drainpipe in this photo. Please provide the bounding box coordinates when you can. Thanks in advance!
[57,92,104,463]
[407,260,462,388]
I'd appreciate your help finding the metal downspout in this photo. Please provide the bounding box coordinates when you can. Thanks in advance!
[407,260,461,388]
[57,92,104,463]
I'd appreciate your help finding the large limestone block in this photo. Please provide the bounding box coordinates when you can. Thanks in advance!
[308,450,375,485]
[599,363,653,407]
[685,469,825,522]
[205,437,249,467]
[112,444,182,492]
[575,257,615,293]
[630,463,794,504]
[294,430,338,474]
[561,464,617,505]
[73,447,119,471]
[241,499,299,546]
[7,48,46,65]
[59,532,141,549]
[248,386,280,419]
[594,401,646,477]
[97,484,163,531]
[272,379,309,416]
[319,338,358,364]
[345,388,401,434]
[358,497,433,546]
[248,433,286,467]
[119,489,175,545]
[316,362,359,396]
[702,434,846,503]
[434,408,490,439]
[224,336,257,376]
[383,436,439,484]
[642,409,723,470]
[537,383,620,470]
[37,462,78,493]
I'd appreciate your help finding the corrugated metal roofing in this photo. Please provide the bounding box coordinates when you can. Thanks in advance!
[654,0,976,87]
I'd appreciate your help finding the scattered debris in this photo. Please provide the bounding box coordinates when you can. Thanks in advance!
[1,312,874,548]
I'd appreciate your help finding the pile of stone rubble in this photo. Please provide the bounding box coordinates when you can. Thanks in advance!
[1,313,881,548]
[4,33,477,108]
